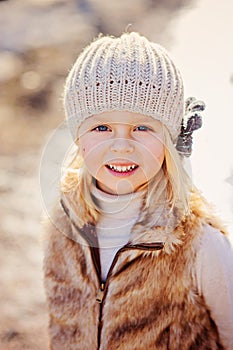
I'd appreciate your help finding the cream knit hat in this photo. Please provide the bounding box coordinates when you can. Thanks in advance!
[64,32,184,142]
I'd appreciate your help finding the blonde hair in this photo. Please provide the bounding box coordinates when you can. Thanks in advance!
[61,126,193,227]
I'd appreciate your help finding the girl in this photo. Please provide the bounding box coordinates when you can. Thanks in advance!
[43,32,233,349]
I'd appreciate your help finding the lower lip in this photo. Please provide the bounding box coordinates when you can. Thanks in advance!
[105,166,139,177]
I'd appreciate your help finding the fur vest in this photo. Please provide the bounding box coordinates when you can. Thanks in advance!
[43,191,227,349]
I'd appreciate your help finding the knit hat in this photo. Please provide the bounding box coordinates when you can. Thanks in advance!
[64,32,184,142]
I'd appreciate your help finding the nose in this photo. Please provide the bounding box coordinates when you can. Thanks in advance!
[110,138,134,153]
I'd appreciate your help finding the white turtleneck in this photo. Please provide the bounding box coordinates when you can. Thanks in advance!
[91,184,145,281]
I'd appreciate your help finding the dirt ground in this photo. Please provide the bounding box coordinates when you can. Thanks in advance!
[0,0,194,348]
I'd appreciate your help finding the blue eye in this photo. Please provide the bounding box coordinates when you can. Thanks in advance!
[93,125,111,132]
[135,125,151,131]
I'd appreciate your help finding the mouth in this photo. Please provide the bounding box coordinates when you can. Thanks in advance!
[105,163,139,176]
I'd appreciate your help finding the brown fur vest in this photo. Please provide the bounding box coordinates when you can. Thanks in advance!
[43,191,227,349]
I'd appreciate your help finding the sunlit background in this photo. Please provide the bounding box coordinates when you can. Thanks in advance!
[170,0,233,237]
[0,0,232,348]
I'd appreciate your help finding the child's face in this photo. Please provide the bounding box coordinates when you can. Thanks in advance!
[78,111,165,195]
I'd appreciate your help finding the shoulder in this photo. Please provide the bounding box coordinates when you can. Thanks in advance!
[180,189,231,251]
[197,223,233,273]
[196,224,233,349]
[200,223,233,257]
[196,223,233,293]
[42,198,73,251]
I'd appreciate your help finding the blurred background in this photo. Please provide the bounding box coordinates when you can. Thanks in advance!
[0,0,232,348]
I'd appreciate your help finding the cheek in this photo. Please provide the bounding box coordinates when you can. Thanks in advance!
[81,146,86,156]
[145,140,165,163]
[157,145,165,163]
[79,137,97,158]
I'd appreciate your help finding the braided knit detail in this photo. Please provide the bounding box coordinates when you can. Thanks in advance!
[64,32,184,142]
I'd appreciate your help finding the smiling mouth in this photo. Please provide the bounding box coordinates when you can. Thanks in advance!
[105,164,139,173]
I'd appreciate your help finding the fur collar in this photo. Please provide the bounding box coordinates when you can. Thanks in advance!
[60,189,228,255]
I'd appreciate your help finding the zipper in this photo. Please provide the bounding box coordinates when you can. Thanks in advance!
[96,282,105,303]
[73,222,164,348]
[95,243,164,304]
[60,200,165,348]
[95,246,129,348]
[93,242,164,348]
[94,242,165,304]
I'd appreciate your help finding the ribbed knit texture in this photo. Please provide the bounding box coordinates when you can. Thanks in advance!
[64,32,184,142]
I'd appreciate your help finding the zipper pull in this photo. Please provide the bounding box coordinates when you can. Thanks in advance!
[96,282,105,303]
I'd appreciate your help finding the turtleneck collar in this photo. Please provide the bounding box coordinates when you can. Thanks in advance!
[90,182,145,220]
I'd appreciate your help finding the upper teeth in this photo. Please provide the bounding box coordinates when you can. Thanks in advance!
[108,164,137,172]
